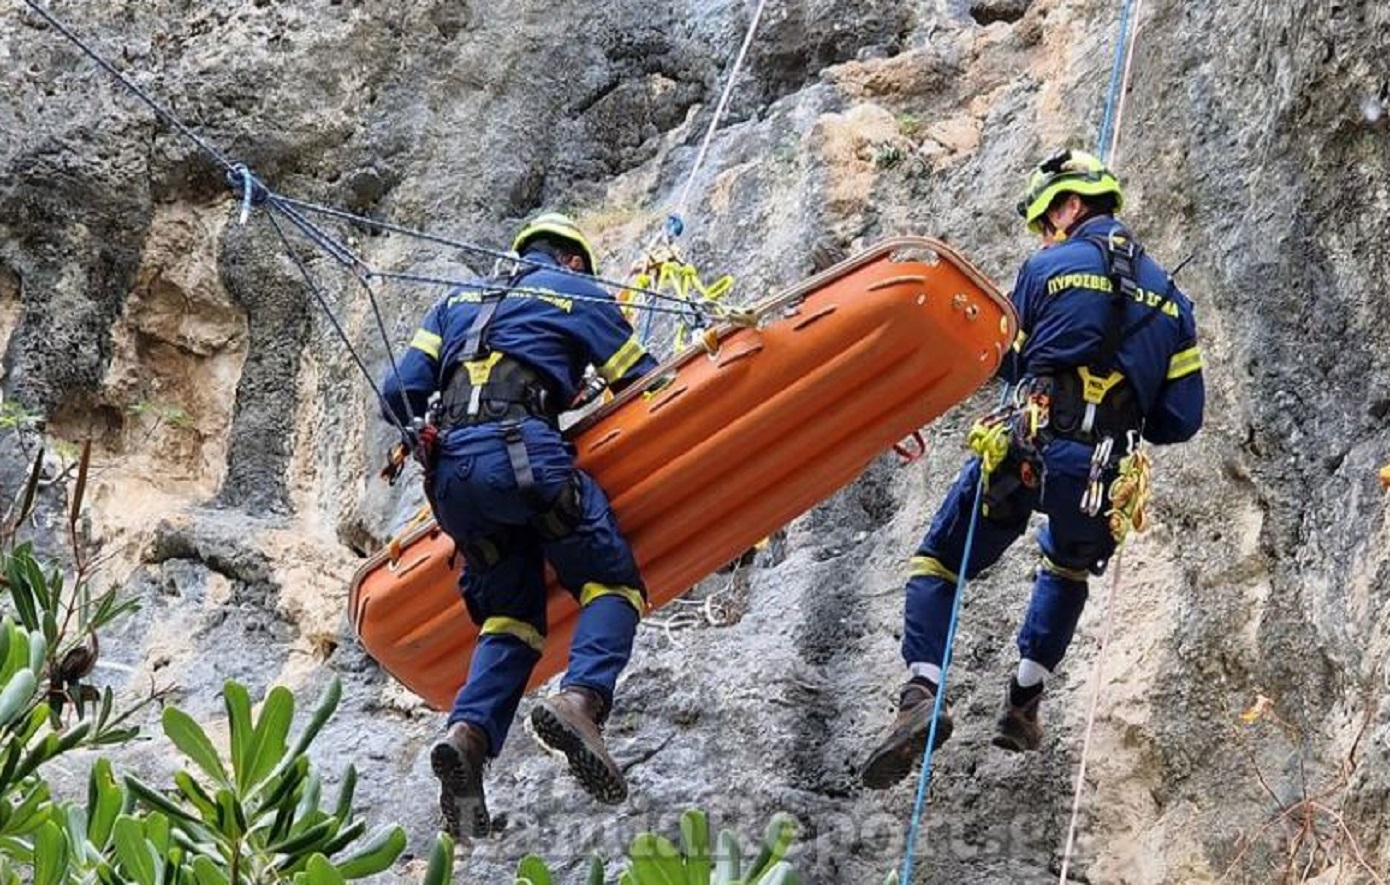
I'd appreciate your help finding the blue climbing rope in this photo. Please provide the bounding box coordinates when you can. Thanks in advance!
[897,386,1004,885]
[1095,0,1138,163]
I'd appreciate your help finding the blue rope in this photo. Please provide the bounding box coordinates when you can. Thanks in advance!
[263,209,412,441]
[1095,0,1137,162]
[897,452,990,885]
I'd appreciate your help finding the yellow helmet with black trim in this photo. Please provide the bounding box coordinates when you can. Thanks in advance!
[1016,150,1124,234]
[512,212,599,275]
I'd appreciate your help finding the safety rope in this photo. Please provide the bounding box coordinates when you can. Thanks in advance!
[898,472,986,885]
[1059,2,1148,879]
[1104,0,1147,164]
[1095,0,1140,164]
[897,382,1011,885]
[674,0,770,216]
[1056,437,1150,882]
[1057,548,1122,884]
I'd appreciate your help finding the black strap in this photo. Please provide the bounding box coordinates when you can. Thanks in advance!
[458,265,538,363]
[501,422,539,506]
[460,288,507,363]
[1085,228,1177,373]
[1091,230,1141,374]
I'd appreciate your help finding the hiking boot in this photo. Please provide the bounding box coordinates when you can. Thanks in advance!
[430,722,490,838]
[861,679,954,790]
[529,686,628,804]
[992,684,1044,753]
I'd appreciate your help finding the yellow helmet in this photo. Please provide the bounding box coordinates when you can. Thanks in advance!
[512,212,599,275]
[1016,150,1124,234]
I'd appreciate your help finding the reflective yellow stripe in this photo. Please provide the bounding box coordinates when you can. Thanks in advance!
[1039,555,1090,583]
[579,582,647,615]
[1011,330,1027,353]
[1166,345,1203,380]
[909,555,958,583]
[480,617,545,653]
[410,329,442,359]
[598,336,647,383]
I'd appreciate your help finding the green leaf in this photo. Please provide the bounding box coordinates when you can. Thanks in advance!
[286,677,341,762]
[331,765,357,821]
[334,825,407,879]
[681,809,712,885]
[162,706,228,787]
[420,832,455,885]
[87,758,125,848]
[213,789,246,840]
[31,819,66,885]
[587,855,606,885]
[243,686,295,791]
[515,855,553,885]
[5,779,52,835]
[755,862,798,885]
[112,816,158,885]
[125,776,202,827]
[300,854,346,885]
[712,830,741,885]
[175,770,218,821]
[223,681,254,788]
[253,755,309,819]
[24,630,45,679]
[191,856,231,885]
[746,814,796,883]
[313,818,366,862]
[628,834,684,885]
[0,669,37,729]
[268,818,337,860]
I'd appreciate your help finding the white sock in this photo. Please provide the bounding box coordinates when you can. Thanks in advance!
[1017,658,1050,688]
[908,662,942,685]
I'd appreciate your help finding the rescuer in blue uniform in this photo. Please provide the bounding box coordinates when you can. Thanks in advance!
[862,151,1205,788]
[380,213,659,836]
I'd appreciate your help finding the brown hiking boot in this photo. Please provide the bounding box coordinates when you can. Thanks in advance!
[992,685,1044,753]
[529,686,628,804]
[861,680,954,790]
[430,722,490,838]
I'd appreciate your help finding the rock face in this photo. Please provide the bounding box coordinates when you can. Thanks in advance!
[3,0,1390,882]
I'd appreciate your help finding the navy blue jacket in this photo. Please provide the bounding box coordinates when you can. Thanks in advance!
[382,251,659,426]
[1002,216,1204,445]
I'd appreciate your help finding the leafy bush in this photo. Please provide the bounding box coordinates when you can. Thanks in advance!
[0,443,452,883]
[512,809,800,885]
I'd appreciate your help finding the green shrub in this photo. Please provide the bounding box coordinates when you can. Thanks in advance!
[513,809,800,885]
[0,444,452,883]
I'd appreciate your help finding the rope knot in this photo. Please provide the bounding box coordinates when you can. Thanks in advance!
[226,164,270,224]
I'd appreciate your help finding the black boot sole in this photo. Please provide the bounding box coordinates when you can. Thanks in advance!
[430,740,489,838]
[529,704,628,805]
[861,714,953,790]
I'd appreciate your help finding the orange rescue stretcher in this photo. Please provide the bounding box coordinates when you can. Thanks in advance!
[348,237,1016,710]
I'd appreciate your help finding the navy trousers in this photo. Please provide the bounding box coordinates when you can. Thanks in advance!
[430,418,645,756]
[902,439,1118,674]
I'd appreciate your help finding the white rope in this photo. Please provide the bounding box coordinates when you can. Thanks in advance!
[1057,549,1123,883]
[674,0,771,214]
[1104,0,1147,165]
